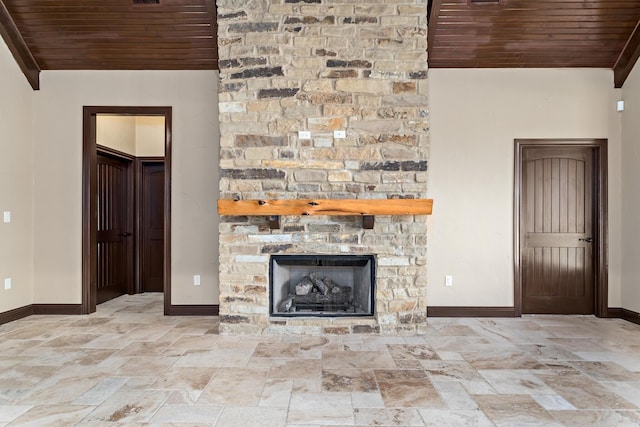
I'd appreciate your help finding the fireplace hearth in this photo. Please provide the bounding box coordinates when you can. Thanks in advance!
[270,255,375,317]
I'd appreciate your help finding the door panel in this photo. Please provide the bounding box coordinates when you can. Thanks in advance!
[97,152,133,304]
[140,162,165,293]
[521,147,594,314]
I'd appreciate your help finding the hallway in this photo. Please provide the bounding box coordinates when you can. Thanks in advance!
[0,293,639,426]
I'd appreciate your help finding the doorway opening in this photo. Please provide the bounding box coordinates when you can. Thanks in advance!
[514,139,608,317]
[82,106,172,315]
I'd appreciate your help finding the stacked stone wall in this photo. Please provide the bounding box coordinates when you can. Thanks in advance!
[217,0,429,334]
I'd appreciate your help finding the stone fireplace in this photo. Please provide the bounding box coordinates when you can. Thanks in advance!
[216,0,429,334]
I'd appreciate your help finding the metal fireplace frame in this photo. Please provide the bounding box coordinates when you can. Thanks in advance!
[269,254,376,318]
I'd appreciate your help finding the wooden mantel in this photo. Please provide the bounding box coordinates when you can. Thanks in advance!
[217,198,433,229]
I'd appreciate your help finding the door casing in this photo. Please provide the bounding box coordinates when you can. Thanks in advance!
[514,139,608,317]
[82,106,172,315]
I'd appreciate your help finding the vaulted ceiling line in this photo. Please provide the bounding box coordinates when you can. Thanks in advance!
[614,17,640,88]
[0,0,39,89]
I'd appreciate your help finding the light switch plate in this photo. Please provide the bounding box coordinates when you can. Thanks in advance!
[193,275,201,286]
[3,211,10,223]
[333,130,346,139]
[298,131,311,139]
[4,278,11,290]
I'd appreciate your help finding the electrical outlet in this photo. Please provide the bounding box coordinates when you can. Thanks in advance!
[4,278,11,290]
[333,130,346,139]
[193,275,201,286]
[445,275,453,287]
[298,130,311,139]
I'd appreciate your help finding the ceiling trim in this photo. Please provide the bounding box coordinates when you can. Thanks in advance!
[205,0,219,70]
[0,0,40,90]
[427,0,442,63]
[614,18,640,88]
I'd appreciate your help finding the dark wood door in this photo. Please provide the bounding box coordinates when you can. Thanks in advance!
[521,146,595,314]
[140,162,165,293]
[97,152,133,304]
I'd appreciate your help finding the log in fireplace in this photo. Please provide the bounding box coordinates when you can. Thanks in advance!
[269,255,375,317]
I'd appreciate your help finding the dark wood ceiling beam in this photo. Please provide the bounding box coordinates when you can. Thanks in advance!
[204,0,218,70]
[614,17,640,88]
[0,0,39,89]
[428,0,443,63]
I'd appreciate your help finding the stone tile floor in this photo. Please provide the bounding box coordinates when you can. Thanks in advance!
[1,293,639,426]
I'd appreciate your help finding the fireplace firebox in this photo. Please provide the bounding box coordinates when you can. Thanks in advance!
[270,255,375,317]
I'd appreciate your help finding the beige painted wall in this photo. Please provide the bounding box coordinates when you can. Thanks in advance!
[0,39,35,313]
[428,68,622,308]
[32,70,220,305]
[621,62,640,313]
[96,115,136,155]
[96,115,165,157]
[135,116,165,157]
[2,47,633,316]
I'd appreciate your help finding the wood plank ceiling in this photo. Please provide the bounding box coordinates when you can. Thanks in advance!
[2,0,640,90]
[428,0,640,87]
[0,0,217,89]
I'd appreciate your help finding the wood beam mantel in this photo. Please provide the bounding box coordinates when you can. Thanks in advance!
[218,198,433,229]
[0,0,40,90]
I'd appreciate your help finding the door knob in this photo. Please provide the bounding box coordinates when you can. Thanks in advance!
[119,232,132,237]
[579,237,593,243]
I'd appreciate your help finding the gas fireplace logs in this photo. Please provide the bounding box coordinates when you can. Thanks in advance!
[279,272,353,313]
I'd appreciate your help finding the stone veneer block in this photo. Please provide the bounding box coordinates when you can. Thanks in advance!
[217,0,429,334]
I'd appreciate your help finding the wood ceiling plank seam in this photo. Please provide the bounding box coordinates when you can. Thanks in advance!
[439,9,640,15]
[435,20,637,26]
[27,40,215,46]
[441,4,640,10]
[429,49,619,54]
[436,14,640,21]
[431,39,625,46]
[434,27,634,34]
[428,51,619,58]
[13,8,208,15]
[37,51,219,57]
[430,54,623,60]
[18,29,213,36]
[17,19,214,26]
[433,35,630,41]
[43,53,217,59]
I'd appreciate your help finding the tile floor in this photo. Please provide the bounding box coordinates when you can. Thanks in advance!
[1,293,639,426]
